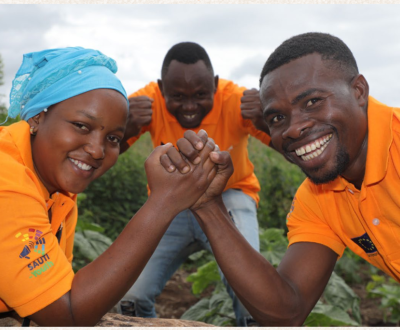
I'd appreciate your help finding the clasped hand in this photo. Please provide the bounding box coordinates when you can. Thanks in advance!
[144,130,233,215]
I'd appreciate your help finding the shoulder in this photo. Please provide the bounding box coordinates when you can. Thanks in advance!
[217,79,246,98]
[128,82,162,99]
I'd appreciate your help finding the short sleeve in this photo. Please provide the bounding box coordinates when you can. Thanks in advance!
[0,189,74,317]
[287,181,346,258]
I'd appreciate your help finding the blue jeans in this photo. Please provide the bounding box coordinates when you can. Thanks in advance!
[120,189,260,326]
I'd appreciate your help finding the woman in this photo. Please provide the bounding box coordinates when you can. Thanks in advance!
[0,47,219,326]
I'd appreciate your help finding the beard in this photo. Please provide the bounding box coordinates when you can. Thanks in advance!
[302,145,350,185]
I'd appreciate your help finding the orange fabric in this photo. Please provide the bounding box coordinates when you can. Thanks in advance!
[287,97,400,282]
[127,80,271,204]
[0,121,77,317]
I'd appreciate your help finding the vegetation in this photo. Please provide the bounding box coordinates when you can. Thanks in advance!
[72,133,400,326]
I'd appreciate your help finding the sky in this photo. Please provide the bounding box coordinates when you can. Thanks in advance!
[1,4,400,108]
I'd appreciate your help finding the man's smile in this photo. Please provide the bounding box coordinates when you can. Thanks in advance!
[295,133,333,161]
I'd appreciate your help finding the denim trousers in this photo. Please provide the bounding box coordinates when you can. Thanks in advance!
[120,189,260,326]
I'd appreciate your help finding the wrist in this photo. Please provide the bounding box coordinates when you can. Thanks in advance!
[191,196,226,219]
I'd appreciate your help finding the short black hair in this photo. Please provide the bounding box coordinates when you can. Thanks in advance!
[259,32,359,86]
[161,42,214,79]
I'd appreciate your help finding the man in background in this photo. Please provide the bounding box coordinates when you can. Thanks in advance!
[119,41,271,326]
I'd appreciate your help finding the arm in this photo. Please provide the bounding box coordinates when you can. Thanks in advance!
[172,131,337,326]
[29,138,217,326]
[120,95,153,153]
[192,198,337,326]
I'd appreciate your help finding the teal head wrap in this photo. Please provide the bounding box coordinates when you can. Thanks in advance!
[8,46,128,121]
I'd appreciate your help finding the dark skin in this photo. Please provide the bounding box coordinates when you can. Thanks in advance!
[163,53,370,325]
[24,89,219,326]
[120,60,269,153]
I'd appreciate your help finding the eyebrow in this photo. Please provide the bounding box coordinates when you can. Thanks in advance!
[291,88,325,105]
[77,110,125,133]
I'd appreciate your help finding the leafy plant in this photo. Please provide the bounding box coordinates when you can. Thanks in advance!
[181,280,236,326]
[78,135,151,240]
[247,137,305,231]
[367,275,400,325]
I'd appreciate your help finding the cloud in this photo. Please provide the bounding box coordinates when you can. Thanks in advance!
[1,4,400,107]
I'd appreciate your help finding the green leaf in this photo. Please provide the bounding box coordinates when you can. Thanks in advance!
[304,301,359,326]
[186,260,221,295]
[323,272,361,324]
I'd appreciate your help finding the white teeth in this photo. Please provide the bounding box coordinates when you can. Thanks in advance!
[295,134,333,161]
[184,114,196,119]
[69,158,92,171]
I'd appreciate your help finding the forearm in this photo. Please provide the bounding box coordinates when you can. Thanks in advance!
[192,199,305,326]
[31,196,176,326]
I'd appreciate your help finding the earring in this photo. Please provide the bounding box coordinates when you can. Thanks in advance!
[43,108,48,113]
[30,126,36,135]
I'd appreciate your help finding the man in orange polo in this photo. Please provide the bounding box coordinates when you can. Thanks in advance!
[119,42,271,326]
[169,32,400,326]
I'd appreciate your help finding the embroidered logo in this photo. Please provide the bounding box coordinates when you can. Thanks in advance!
[351,233,377,254]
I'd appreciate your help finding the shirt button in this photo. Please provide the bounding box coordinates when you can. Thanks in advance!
[372,218,380,226]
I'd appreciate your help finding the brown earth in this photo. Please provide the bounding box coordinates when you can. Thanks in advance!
[155,268,397,327]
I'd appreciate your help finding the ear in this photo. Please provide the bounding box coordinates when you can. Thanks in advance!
[352,74,369,108]
[27,113,45,134]
[214,75,219,94]
[157,79,164,98]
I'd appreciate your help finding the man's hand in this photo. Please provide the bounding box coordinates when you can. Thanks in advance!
[144,136,219,216]
[121,96,153,152]
[240,88,270,135]
[165,130,234,211]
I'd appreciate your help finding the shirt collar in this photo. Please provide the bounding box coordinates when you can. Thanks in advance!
[7,120,75,202]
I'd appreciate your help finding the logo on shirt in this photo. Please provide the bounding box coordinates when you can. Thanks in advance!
[351,233,377,254]
[15,228,54,278]
[15,228,45,259]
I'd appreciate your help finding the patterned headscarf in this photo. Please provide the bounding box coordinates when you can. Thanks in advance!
[8,46,128,121]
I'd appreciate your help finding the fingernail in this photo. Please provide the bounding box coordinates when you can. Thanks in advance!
[182,166,190,173]
[168,165,176,172]
[195,141,203,150]
[193,157,201,165]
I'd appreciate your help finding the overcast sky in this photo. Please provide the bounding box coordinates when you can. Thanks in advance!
[1,4,400,108]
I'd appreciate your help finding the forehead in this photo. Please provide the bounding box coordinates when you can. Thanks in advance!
[49,89,128,126]
[163,60,214,89]
[260,54,346,106]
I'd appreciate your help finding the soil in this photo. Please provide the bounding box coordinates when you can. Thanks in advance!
[154,268,397,326]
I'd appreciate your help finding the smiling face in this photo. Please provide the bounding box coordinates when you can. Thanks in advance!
[260,53,369,187]
[158,60,218,128]
[28,89,128,195]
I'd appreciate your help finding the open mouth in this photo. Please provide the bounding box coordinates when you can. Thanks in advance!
[68,158,93,171]
[183,114,196,120]
[295,133,333,161]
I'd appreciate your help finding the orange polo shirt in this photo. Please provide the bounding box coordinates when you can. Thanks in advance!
[287,97,400,282]
[127,79,271,204]
[0,121,77,317]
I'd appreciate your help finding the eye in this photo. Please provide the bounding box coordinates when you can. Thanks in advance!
[73,123,89,131]
[306,98,320,107]
[107,135,121,144]
[271,114,285,124]
[173,94,183,100]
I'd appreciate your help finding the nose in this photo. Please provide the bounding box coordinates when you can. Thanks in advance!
[281,113,313,140]
[182,98,196,111]
[83,137,105,160]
